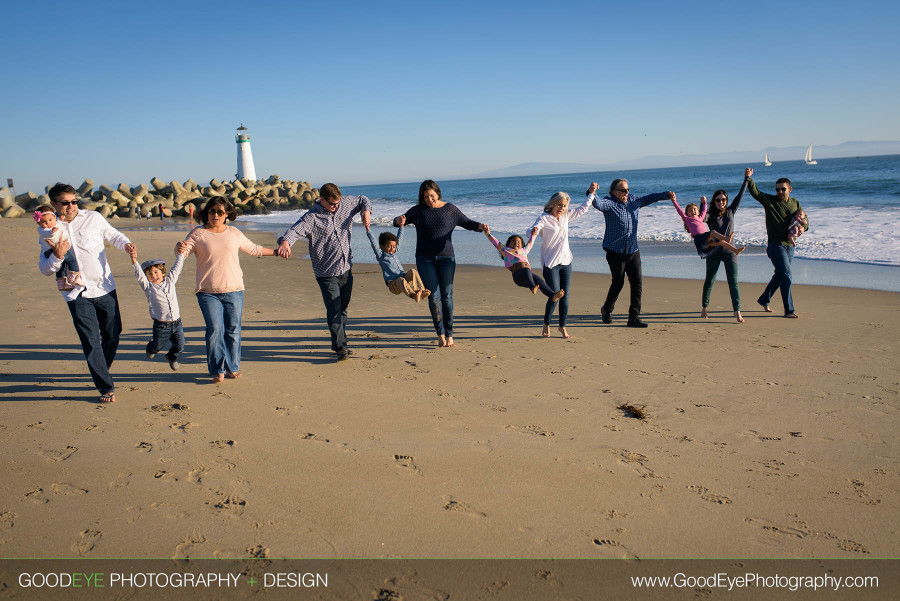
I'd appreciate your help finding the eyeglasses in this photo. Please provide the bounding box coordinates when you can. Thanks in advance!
[54,200,78,206]
[208,210,227,216]
[616,188,629,193]
[776,187,788,192]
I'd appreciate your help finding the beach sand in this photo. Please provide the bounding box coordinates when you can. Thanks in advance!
[0,217,897,563]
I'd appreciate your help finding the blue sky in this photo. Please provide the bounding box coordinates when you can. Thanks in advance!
[3,0,898,194]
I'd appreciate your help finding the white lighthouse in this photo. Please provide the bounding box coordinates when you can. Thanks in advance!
[235,124,257,181]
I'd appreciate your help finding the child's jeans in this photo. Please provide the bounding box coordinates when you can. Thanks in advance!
[148,318,185,361]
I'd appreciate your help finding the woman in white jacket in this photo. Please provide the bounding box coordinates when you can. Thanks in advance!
[529,185,595,338]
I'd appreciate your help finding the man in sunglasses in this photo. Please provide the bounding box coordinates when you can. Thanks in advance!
[277,183,371,361]
[745,167,808,318]
[586,179,676,328]
[38,183,136,403]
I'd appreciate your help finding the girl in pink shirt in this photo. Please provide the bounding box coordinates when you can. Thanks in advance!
[483,225,564,302]
[672,196,744,258]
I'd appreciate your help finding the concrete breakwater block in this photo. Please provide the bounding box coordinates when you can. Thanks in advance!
[15,191,38,207]
[117,183,134,199]
[150,177,167,191]
[3,205,25,218]
[0,188,12,210]
[76,180,94,196]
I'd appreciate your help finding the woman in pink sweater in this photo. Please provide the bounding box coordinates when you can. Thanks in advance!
[178,197,277,383]
[672,196,745,258]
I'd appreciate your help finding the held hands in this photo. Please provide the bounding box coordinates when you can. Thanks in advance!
[127,246,138,264]
[667,191,677,202]
[398,215,406,226]
[361,210,371,229]
[175,241,188,255]
[587,182,599,196]
[46,237,71,259]
[277,240,292,259]
[745,167,753,178]
[124,243,136,257]
[530,227,539,237]
[482,224,491,236]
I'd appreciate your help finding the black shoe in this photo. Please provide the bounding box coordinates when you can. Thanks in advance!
[601,308,612,324]
[626,318,648,328]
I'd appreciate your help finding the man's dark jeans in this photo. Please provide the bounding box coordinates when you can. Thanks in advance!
[604,249,643,320]
[316,270,353,352]
[66,290,122,395]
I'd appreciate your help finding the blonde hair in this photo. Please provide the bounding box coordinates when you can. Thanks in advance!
[543,191,570,214]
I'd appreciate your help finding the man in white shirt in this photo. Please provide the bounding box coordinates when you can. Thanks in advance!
[39,183,136,403]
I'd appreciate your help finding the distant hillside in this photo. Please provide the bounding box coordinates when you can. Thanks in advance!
[470,141,900,178]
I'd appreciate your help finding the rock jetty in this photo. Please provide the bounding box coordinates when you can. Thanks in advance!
[0,175,319,219]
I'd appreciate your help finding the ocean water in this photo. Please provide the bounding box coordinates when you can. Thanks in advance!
[237,155,900,292]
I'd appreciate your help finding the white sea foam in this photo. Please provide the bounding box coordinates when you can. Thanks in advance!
[244,201,900,266]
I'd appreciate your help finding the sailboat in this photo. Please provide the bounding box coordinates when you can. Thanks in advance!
[804,144,818,165]
[764,151,772,166]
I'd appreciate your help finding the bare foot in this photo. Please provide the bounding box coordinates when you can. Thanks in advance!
[541,324,550,337]
[734,246,745,256]
[414,290,423,303]
[784,312,799,319]
[422,289,431,299]
[445,336,455,347]
[551,289,565,302]
[531,285,539,294]
[212,374,225,383]
[437,335,446,347]
[758,302,773,313]
[700,307,709,319]
[558,326,571,339]
[735,310,744,323]
[226,372,241,379]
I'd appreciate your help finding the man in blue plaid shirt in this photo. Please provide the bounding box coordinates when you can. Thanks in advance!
[277,183,372,360]
[586,179,676,328]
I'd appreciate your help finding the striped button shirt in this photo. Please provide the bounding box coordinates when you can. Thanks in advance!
[279,196,372,278]
[589,191,669,255]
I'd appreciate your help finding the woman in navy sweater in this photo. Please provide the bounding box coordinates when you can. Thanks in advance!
[394,180,485,347]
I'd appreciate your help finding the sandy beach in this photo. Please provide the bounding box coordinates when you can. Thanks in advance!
[0,217,897,564]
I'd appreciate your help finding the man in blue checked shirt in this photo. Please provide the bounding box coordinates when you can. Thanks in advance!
[277,183,372,361]
[586,179,676,328]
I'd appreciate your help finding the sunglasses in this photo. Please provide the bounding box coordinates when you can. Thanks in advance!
[321,198,340,206]
[54,200,78,206]
[776,187,788,192]
[616,188,630,193]
[208,210,227,216]
[713,196,728,202]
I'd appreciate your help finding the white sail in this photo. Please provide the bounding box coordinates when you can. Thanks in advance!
[805,144,818,165]
[764,151,772,166]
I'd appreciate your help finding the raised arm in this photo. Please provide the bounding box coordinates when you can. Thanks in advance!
[365,228,381,259]
[699,197,708,220]
[729,176,749,213]
[670,197,686,220]
[745,168,777,205]
[522,231,537,254]
[636,191,672,208]
[166,253,186,283]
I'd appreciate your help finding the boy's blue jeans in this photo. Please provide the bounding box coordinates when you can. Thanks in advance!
[147,318,185,361]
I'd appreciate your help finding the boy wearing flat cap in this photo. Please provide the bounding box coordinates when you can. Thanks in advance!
[129,247,187,370]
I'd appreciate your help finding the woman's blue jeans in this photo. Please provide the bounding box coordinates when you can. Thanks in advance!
[416,256,456,337]
[542,263,572,326]
[196,291,243,375]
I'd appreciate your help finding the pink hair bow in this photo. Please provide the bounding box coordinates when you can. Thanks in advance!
[33,211,45,223]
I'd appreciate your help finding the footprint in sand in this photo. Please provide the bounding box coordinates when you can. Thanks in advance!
[72,527,102,554]
[26,421,46,430]
[506,425,554,437]
[50,482,88,496]
[211,493,247,515]
[136,441,153,452]
[24,489,49,504]
[1,511,15,531]
[592,538,640,559]
[174,530,207,558]
[393,454,421,475]
[39,445,78,462]
[108,473,131,490]
[246,545,270,558]
[210,440,235,449]
[188,466,209,485]
[441,496,486,517]
[687,484,733,505]
[149,402,190,414]
[849,479,881,506]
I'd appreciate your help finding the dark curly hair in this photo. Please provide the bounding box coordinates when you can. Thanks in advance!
[196,197,237,225]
